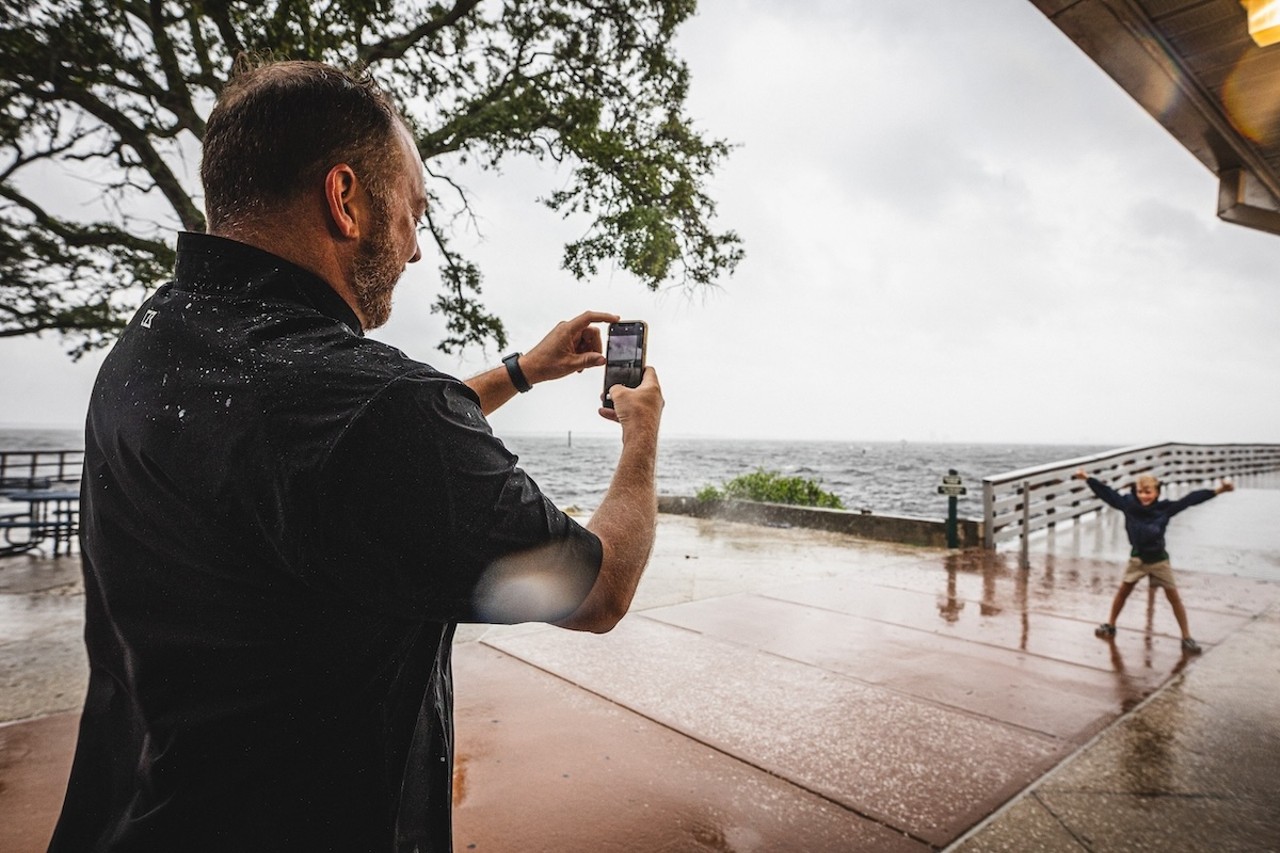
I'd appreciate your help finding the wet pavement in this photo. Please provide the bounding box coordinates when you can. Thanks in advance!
[3,483,1279,851]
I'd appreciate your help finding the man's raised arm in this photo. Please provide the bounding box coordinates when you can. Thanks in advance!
[557,367,664,633]
[465,311,618,415]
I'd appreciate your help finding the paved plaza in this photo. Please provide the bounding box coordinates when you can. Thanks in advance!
[3,485,1278,851]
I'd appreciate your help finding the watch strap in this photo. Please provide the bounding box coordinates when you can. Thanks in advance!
[502,352,532,393]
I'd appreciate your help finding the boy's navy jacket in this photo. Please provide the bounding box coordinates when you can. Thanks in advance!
[1085,477,1216,561]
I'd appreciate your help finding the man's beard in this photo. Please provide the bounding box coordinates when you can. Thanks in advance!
[351,198,401,330]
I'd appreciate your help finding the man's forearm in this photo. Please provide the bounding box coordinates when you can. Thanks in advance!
[559,427,659,632]
[467,312,613,416]
[464,366,519,416]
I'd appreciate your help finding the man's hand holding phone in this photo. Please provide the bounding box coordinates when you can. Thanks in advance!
[563,323,663,634]
[599,320,661,434]
[519,310,618,385]
[601,321,646,408]
[599,366,663,427]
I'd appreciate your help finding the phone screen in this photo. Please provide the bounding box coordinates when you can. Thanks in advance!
[602,321,646,409]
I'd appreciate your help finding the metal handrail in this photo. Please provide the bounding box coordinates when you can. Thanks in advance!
[0,449,84,491]
[981,443,1280,549]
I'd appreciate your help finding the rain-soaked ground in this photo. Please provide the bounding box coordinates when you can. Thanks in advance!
[2,482,1279,851]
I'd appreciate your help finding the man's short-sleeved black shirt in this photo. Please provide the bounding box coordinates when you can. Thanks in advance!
[50,233,602,852]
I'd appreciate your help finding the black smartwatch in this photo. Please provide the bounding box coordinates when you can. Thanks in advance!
[502,352,532,393]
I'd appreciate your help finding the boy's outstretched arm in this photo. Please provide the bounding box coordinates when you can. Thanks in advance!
[1166,478,1234,516]
[1074,469,1126,509]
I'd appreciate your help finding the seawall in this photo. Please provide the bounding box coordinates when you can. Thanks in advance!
[658,496,983,549]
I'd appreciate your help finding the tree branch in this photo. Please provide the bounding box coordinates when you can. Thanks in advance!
[359,0,483,64]
[0,183,172,255]
[44,83,204,231]
[144,0,208,136]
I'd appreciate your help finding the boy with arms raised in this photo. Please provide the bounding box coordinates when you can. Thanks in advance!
[1073,469,1233,653]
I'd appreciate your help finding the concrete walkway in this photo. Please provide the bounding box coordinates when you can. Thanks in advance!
[3,487,1278,851]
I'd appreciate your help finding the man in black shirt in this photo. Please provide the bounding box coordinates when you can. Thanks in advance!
[50,59,663,852]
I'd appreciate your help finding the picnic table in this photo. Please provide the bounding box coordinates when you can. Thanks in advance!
[0,488,80,557]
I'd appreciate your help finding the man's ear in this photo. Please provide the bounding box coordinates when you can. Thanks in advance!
[324,164,362,239]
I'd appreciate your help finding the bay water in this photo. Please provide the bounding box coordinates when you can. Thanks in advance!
[2,426,1109,520]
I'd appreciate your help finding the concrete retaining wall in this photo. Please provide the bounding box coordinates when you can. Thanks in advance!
[658,496,983,549]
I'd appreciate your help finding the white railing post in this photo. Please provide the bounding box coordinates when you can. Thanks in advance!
[982,479,995,549]
[1020,480,1031,562]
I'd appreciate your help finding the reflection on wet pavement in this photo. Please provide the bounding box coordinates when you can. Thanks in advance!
[962,605,1280,852]
[0,556,86,723]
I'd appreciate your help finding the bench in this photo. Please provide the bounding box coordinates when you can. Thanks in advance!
[0,511,42,556]
[0,476,52,495]
[0,491,80,557]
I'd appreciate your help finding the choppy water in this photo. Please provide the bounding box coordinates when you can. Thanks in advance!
[0,427,82,453]
[0,427,1111,520]
[504,434,1112,519]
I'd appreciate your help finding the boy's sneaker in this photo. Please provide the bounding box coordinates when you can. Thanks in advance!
[1181,637,1202,654]
[1094,623,1116,638]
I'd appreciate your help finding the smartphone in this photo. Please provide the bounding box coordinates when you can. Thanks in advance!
[602,321,647,409]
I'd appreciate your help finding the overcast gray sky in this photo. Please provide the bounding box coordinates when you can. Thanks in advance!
[3,0,1278,446]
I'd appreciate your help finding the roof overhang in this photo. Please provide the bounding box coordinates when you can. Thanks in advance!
[1029,0,1280,236]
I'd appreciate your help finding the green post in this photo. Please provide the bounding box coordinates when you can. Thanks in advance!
[938,468,966,549]
[946,494,959,549]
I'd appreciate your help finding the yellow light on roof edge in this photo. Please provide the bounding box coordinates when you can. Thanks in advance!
[1242,0,1280,47]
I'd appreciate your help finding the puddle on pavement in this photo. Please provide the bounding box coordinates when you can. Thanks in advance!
[0,555,82,595]
[0,592,83,644]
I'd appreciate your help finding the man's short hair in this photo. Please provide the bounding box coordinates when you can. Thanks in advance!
[1135,474,1160,492]
[201,58,406,232]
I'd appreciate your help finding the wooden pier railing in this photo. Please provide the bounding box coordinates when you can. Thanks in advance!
[0,449,83,492]
[981,443,1280,549]
[0,449,84,556]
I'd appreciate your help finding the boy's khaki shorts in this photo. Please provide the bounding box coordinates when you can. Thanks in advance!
[1124,557,1176,589]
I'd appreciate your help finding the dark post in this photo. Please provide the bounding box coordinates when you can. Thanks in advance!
[937,469,966,549]
[946,494,959,548]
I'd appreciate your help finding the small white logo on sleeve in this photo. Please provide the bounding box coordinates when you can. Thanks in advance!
[141,309,158,328]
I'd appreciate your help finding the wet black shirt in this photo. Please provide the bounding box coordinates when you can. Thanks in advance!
[50,233,602,852]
